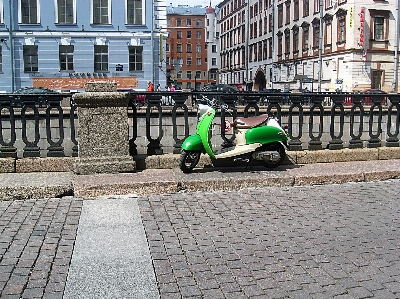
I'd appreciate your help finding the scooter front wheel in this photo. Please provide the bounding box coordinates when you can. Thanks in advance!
[179,150,201,173]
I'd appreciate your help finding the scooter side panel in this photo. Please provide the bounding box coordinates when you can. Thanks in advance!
[245,126,288,145]
[181,134,206,152]
[197,110,216,159]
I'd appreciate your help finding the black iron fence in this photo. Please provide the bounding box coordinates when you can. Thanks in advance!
[0,91,399,158]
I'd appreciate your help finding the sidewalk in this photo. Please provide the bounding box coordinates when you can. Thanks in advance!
[1,160,399,298]
[1,159,400,200]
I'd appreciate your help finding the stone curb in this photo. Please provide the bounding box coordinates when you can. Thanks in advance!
[1,152,400,200]
[2,147,400,173]
[72,159,400,199]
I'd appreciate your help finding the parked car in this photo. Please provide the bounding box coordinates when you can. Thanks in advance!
[200,84,240,93]
[199,84,242,105]
[13,87,59,94]
[362,89,387,105]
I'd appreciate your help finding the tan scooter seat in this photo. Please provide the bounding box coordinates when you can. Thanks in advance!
[233,114,269,129]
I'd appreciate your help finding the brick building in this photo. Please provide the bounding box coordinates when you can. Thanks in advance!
[217,0,400,92]
[166,5,210,90]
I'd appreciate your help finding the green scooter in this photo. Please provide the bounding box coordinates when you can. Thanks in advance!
[179,97,288,173]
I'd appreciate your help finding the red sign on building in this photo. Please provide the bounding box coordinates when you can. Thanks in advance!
[359,7,365,48]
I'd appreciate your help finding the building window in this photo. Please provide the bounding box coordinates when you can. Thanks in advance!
[325,0,333,8]
[303,27,309,51]
[373,17,384,40]
[293,29,299,53]
[211,45,217,53]
[313,24,320,48]
[338,17,346,43]
[187,18,191,26]
[0,47,2,72]
[277,34,283,57]
[278,4,283,28]
[294,0,299,20]
[57,0,74,24]
[187,71,192,79]
[177,18,181,26]
[196,19,202,26]
[129,46,143,71]
[92,0,110,24]
[127,0,143,25]
[177,31,182,39]
[196,31,201,39]
[196,58,201,66]
[212,58,217,66]
[268,38,272,58]
[314,0,319,13]
[269,13,273,32]
[325,19,332,45]
[23,45,38,72]
[187,58,192,66]
[186,44,192,53]
[196,44,201,53]
[20,0,38,24]
[285,31,290,54]
[94,45,108,72]
[177,44,182,52]
[59,45,74,71]
[285,2,290,25]
[187,31,192,39]
[303,0,309,17]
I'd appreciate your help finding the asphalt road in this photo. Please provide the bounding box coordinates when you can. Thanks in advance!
[0,179,399,298]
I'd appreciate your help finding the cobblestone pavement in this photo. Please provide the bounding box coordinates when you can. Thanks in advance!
[0,180,399,298]
[0,197,83,299]
[139,180,400,299]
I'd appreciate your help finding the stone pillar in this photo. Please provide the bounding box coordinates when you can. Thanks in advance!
[73,82,135,174]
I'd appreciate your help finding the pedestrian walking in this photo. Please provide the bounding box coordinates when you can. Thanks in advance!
[147,81,154,92]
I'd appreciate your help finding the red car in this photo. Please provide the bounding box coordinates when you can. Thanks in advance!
[362,89,387,105]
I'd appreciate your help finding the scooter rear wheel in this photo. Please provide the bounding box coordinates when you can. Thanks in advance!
[260,142,286,168]
[179,150,201,173]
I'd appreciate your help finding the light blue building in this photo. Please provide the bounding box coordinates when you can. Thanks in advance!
[0,0,167,92]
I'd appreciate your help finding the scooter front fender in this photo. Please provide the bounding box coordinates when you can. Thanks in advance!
[181,134,205,152]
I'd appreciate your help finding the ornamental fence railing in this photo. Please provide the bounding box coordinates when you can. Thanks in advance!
[0,91,399,159]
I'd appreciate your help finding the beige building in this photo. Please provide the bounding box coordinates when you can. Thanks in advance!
[217,0,399,92]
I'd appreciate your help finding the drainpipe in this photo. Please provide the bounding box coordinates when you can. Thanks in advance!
[393,2,399,93]
[318,0,323,92]
[9,0,15,92]
[245,0,250,88]
[151,0,155,84]
[271,0,275,90]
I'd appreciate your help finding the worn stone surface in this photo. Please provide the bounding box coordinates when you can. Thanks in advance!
[83,81,117,92]
[0,172,74,200]
[73,170,178,198]
[0,158,15,173]
[73,82,135,174]
[16,157,77,173]
[378,146,400,160]
[296,148,379,164]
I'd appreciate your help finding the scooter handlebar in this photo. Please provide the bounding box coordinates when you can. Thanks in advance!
[196,95,230,111]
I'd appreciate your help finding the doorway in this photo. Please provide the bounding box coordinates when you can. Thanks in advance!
[371,70,383,89]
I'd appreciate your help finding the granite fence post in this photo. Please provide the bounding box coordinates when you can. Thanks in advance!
[72,82,135,174]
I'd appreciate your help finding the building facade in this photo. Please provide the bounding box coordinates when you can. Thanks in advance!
[166,5,210,90]
[218,0,400,92]
[0,0,167,93]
